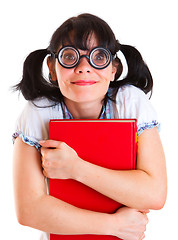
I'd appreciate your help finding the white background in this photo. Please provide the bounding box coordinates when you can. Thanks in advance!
[1,0,178,239]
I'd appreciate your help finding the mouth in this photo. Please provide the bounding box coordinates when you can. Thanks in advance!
[71,80,97,86]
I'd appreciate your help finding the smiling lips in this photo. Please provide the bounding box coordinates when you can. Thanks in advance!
[71,80,97,86]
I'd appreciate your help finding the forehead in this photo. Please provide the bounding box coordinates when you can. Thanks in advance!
[79,34,98,50]
[50,15,117,55]
[61,31,101,51]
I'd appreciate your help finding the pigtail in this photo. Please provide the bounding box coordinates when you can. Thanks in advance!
[117,44,153,95]
[13,49,61,101]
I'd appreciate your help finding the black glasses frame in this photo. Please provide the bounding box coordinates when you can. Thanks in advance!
[52,46,114,70]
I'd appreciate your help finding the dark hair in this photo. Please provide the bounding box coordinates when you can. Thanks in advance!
[13,13,153,102]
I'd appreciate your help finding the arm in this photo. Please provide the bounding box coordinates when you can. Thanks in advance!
[13,137,148,239]
[76,128,167,209]
[41,127,167,210]
[13,138,108,235]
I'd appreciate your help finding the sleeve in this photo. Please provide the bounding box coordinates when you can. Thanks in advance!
[116,85,160,136]
[12,100,52,151]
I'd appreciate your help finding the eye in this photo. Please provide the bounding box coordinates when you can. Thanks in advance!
[92,51,107,65]
[58,47,79,67]
[62,52,76,64]
[94,53,105,61]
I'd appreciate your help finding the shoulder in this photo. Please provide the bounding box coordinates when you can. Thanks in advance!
[116,85,149,102]
[19,98,63,120]
[115,85,152,113]
[115,85,159,135]
[14,98,63,142]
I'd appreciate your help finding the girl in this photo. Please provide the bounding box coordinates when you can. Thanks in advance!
[13,13,167,240]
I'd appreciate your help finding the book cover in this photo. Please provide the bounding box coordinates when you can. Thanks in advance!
[49,119,137,240]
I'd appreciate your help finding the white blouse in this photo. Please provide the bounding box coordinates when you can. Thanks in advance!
[13,85,159,149]
[13,85,160,240]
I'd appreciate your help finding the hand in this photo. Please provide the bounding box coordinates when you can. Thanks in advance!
[39,140,79,179]
[110,207,149,240]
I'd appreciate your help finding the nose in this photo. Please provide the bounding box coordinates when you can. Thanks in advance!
[74,56,92,74]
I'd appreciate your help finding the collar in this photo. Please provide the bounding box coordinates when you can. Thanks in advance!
[61,100,114,119]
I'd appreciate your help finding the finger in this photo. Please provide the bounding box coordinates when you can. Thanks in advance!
[41,157,48,168]
[41,157,45,167]
[40,148,53,164]
[40,147,50,159]
[39,139,63,148]
[43,169,48,178]
[139,209,150,214]
[40,147,45,156]
[140,233,145,240]
[145,215,149,224]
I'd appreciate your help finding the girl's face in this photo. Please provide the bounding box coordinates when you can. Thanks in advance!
[48,36,117,105]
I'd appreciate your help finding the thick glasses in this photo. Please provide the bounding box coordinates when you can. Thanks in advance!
[53,46,114,69]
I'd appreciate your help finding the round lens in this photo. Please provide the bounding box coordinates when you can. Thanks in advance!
[58,47,79,68]
[90,48,111,69]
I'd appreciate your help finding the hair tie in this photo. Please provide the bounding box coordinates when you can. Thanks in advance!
[116,50,128,81]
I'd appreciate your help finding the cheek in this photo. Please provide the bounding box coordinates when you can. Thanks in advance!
[55,65,71,86]
[99,68,115,83]
[101,63,116,79]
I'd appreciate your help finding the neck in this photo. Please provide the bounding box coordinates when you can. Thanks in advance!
[64,98,104,119]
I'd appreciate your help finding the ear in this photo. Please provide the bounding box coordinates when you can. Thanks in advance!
[110,65,117,82]
[47,56,57,81]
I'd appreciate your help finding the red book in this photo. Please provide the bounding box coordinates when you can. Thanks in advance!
[49,119,137,240]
